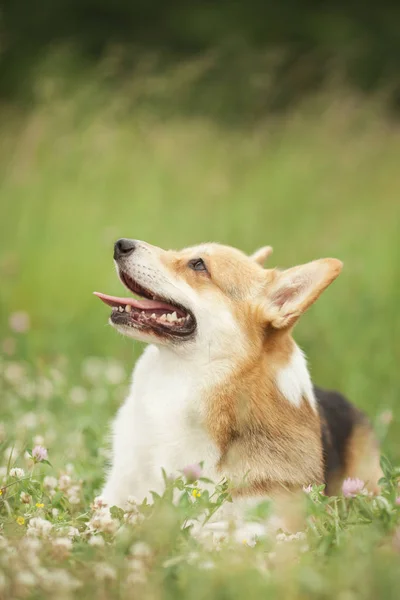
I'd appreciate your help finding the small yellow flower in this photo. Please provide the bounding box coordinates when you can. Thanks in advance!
[0,490,3,496]
[191,489,201,498]
[36,503,44,508]
[16,516,25,525]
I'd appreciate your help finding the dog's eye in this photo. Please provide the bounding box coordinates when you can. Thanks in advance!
[188,258,208,273]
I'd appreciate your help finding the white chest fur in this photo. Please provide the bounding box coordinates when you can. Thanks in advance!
[101,345,220,507]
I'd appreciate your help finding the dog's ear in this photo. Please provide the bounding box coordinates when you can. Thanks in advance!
[264,258,342,329]
[250,246,273,266]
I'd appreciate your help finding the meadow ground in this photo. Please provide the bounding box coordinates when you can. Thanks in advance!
[0,80,400,598]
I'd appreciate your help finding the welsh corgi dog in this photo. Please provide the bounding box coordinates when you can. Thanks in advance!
[94,239,382,513]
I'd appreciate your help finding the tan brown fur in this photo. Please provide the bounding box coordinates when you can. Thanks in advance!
[344,423,383,494]
[120,240,381,503]
[204,331,324,497]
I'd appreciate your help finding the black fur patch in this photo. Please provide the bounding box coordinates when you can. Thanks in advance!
[315,386,366,494]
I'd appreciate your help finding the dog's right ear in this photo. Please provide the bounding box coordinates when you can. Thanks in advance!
[250,246,273,266]
[263,258,343,329]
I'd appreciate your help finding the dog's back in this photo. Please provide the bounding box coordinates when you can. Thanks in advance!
[315,386,382,494]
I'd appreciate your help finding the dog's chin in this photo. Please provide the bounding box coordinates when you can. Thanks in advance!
[108,312,196,345]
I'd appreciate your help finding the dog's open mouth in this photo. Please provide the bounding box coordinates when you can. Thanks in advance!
[94,272,196,338]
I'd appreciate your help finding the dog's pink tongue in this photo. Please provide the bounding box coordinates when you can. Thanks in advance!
[93,292,175,312]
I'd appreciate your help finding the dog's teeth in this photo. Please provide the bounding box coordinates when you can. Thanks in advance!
[170,312,178,322]
[160,314,167,322]
[185,314,190,321]
[118,306,124,313]
[125,305,131,313]
[112,306,118,312]
[166,313,173,323]
[151,313,156,319]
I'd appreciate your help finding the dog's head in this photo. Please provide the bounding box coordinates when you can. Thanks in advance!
[95,239,342,359]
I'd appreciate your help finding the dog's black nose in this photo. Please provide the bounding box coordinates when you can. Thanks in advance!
[114,238,136,260]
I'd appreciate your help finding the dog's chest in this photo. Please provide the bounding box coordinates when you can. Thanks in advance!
[126,346,220,479]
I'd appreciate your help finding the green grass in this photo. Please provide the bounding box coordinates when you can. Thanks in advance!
[0,80,400,598]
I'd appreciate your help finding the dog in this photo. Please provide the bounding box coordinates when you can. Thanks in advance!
[94,239,382,514]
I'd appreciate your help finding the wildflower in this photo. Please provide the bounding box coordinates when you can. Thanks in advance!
[95,563,117,581]
[104,361,125,385]
[0,490,2,496]
[130,541,152,559]
[52,537,73,559]
[91,496,108,510]
[36,503,44,509]
[9,467,25,478]
[31,445,48,462]
[9,311,30,333]
[88,535,105,548]
[16,516,25,525]
[43,476,57,490]
[33,435,45,446]
[82,357,104,382]
[0,422,5,443]
[68,386,88,405]
[342,478,366,498]
[182,463,203,482]
[88,507,119,535]
[379,410,393,426]
[67,527,80,539]
[58,474,71,490]
[2,337,16,356]
[27,517,52,537]
[20,491,32,504]
[192,489,201,498]
[396,497,400,506]
[303,484,313,494]
[15,571,37,589]
[39,569,81,592]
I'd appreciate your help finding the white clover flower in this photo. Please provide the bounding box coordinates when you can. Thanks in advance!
[4,446,19,462]
[68,386,88,405]
[33,435,45,446]
[4,362,25,384]
[21,537,42,552]
[27,517,53,538]
[88,507,119,535]
[0,422,6,443]
[19,412,37,430]
[124,512,144,526]
[130,541,152,559]
[91,496,108,510]
[2,337,16,355]
[9,311,30,333]
[51,508,59,518]
[38,569,81,591]
[9,467,25,478]
[82,357,104,382]
[0,572,6,591]
[67,527,80,539]
[20,491,32,504]
[104,361,125,385]
[88,535,105,548]
[43,476,57,490]
[52,537,73,559]
[58,474,71,490]
[31,445,48,462]
[95,563,117,581]
[15,571,37,588]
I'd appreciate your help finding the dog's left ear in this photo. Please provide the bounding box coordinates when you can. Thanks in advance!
[264,258,343,329]
[250,246,273,266]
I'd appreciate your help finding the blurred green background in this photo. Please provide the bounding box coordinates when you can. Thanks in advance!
[0,2,399,459]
